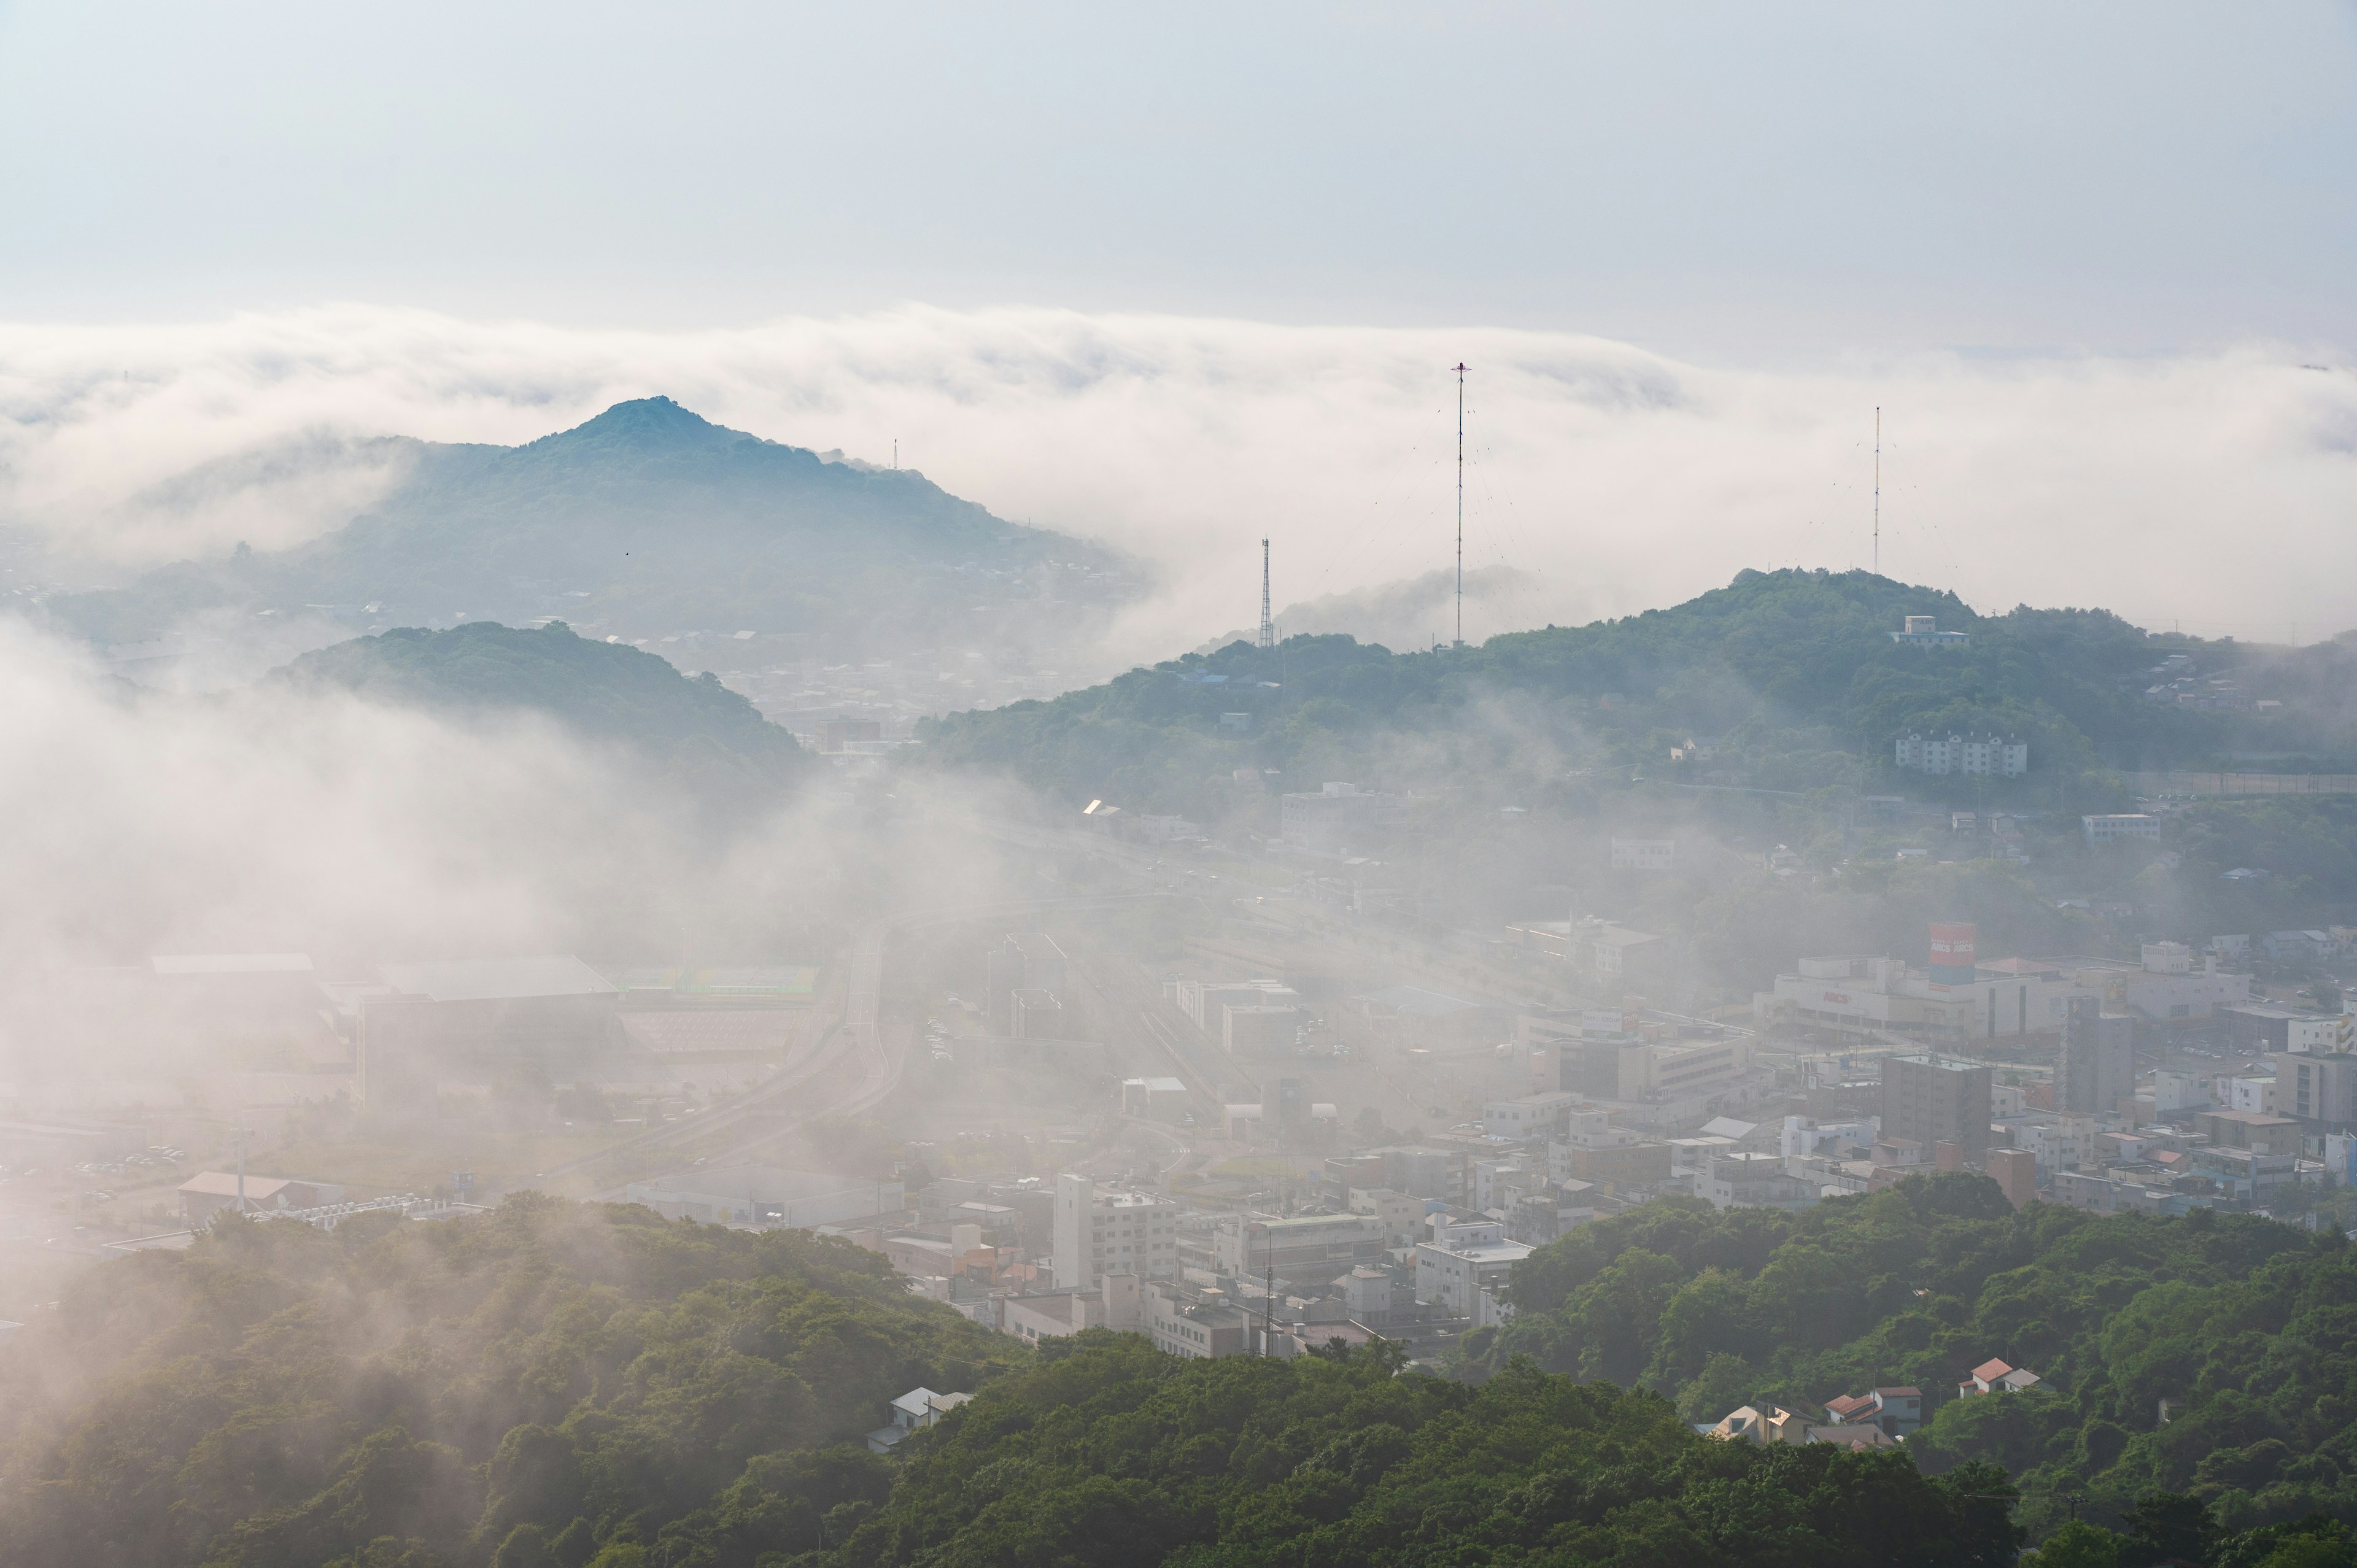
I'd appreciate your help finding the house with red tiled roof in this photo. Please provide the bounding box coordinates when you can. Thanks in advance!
[1959,1358,2042,1397]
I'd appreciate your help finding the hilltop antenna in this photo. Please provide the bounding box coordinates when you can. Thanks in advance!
[892,438,898,470]
[1873,407,1881,576]
[1258,538,1275,650]
[1453,362,1469,648]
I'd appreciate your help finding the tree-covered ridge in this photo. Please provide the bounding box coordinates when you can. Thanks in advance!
[275,620,806,801]
[917,568,2355,815]
[1469,1175,2357,1539]
[816,1332,2026,1568]
[0,1197,1027,1568]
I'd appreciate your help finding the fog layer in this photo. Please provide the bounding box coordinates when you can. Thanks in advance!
[4,307,2354,660]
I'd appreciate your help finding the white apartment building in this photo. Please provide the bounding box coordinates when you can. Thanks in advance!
[1051,1174,1180,1289]
[2082,814,2162,847]
[1895,732,2028,778]
[1482,1091,1579,1140]
[1414,1237,1533,1317]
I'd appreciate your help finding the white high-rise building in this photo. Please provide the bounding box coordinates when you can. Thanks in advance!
[1051,1173,1180,1289]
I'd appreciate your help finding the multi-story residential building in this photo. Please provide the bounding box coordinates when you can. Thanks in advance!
[1051,1174,1180,1289]
[1881,1054,1992,1165]
[1896,731,2026,776]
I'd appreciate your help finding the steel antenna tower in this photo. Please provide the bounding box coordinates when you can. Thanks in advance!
[1453,362,1469,647]
[1258,538,1275,649]
[1873,407,1881,576]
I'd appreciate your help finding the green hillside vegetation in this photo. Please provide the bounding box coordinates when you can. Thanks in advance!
[6,1190,2350,1567]
[274,620,807,806]
[0,1196,1026,1568]
[48,397,1131,657]
[1465,1175,2357,1541]
[917,568,2356,821]
[808,1332,2027,1568]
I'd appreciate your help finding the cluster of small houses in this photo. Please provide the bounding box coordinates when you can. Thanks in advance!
[863,1358,2045,1458]
[1705,1359,2042,1451]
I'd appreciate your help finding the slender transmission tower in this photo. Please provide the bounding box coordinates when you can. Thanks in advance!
[1257,538,1275,649]
[1453,362,1469,647]
[1873,407,1881,576]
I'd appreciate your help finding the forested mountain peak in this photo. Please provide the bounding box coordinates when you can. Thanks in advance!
[525,395,753,457]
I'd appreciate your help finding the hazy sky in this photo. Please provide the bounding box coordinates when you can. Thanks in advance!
[3,2,2353,357]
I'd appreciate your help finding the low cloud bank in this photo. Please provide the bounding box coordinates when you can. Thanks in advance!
[4,305,2354,652]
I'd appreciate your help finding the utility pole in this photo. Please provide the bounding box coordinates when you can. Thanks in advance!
[1873,407,1881,577]
[233,1116,250,1215]
[1453,363,1469,647]
[1263,1229,1275,1358]
[892,438,898,470]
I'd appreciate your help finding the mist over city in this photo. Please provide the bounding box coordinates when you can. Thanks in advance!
[3,7,2356,1568]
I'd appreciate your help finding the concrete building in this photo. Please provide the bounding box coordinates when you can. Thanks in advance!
[2227,1006,2350,1055]
[1414,1236,1533,1318]
[1147,1280,1253,1358]
[1345,1186,1430,1245]
[2082,814,2162,847]
[1608,838,1676,872]
[1577,921,1682,989]
[1557,1035,1755,1101]
[2075,949,2251,1024]
[1215,1212,1386,1280]
[1121,1076,1191,1120]
[2278,1051,2357,1129]
[1761,952,2092,1046]
[2194,1109,2302,1154]
[2057,998,2135,1118]
[1895,730,2025,775]
[1881,1054,1992,1165]
[1223,1004,1302,1057]
[1700,1153,1820,1211]
[1051,1175,1179,1289]
[1891,615,1972,649]
[1280,782,1394,855]
[1481,1091,1579,1140]
[1988,1147,2038,1208]
[999,1275,1143,1345]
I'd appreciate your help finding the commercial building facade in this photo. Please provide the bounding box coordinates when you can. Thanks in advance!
[1051,1175,1179,1289]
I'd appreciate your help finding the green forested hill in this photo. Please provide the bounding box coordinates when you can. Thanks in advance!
[6,1191,2353,1567]
[274,619,807,803]
[1468,1176,2357,1541]
[0,1197,1026,1568]
[917,569,2357,817]
[812,1332,2025,1568]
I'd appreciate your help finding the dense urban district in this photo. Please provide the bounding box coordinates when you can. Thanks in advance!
[6,404,2357,1567]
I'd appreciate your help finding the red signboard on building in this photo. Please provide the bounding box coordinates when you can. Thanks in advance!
[1929,924,1977,965]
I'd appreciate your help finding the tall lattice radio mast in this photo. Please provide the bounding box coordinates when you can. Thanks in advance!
[1453,363,1468,648]
[1257,538,1275,649]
